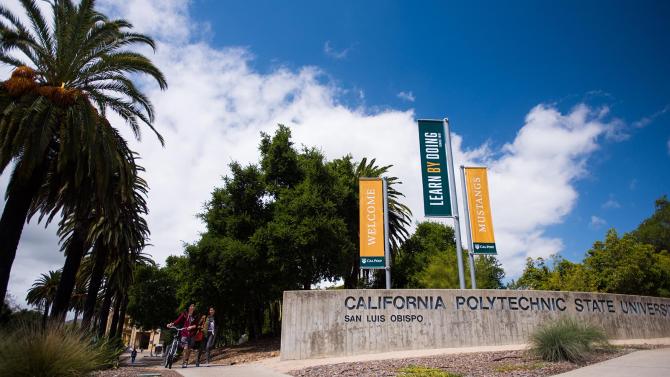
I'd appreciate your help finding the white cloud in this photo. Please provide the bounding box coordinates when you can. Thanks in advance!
[323,41,352,60]
[602,196,621,209]
[589,216,607,229]
[2,0,621,303]
[397,91,415,102]
[632,105,669,128]
[454,104,614,275]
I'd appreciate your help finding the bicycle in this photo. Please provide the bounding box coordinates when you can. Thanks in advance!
[163,327,185,369]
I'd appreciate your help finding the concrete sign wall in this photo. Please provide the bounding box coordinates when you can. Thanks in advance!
[280,289,670,360]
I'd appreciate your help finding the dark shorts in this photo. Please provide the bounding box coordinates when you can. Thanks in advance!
[179,336,194,348]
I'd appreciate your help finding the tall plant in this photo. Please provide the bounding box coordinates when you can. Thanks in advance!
[0,0,166,308]
[26,270,61,327]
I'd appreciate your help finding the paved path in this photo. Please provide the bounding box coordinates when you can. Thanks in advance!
[175,339,670,377]
[257,343,528,373]
[554,348,670,377]
[176,364,291,377]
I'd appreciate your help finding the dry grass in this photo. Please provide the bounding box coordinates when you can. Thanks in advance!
[529,317,609,363]
[0,321,121,377]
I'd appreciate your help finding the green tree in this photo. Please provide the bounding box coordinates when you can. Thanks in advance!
[172,125,413,340]
[474,255,505,289]
[126,264,178,331]
[584,229,670,297]
[631,195,670,253]
[0,0,165,309]
[185,235,271,340]
[26,270,61,327]
[256,148,351,290]
[543,257,595,292]
[511,228,670,297]
[393,222,456,288]
[416,247,463,288]
[391,221,504,289]
[184,160,272,339]
[509,257,552,290]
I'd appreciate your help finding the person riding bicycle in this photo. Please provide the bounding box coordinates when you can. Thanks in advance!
[167,303,197,368]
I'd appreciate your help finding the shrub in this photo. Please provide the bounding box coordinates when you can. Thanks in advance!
[0,321,122,376]
[529,317,609,363]
[397,365,463,377]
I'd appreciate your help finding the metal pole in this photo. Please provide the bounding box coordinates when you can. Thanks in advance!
[460,166,477,289]
[383,177,391,289]
[444,119,466,289]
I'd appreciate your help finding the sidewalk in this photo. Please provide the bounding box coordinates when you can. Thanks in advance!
[257,343,528,373]
[554,348,670,377]
[175,344,528,377]
[175,339,670,377]
[176,364,290,377]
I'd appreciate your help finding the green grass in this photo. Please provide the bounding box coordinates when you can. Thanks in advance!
[397,365,463,377]
[529,317,609,363]
[494,362,545,372]
[0,321,122,376]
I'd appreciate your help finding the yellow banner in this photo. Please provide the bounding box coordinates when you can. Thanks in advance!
[359,179,385,267]
[465,168,496,253]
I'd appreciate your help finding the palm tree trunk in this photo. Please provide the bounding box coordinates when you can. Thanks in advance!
[50,226,87,321]
[82,244,107,328]
[109,295,122,338]
[73,309,79,326]
[0,167,45,302]
[344,252,359,288]
[116,294,128,340]
[97,284,113,337]
[42,303,49,329]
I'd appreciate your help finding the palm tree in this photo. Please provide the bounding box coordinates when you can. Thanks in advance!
[26,270,61,327]
[82,169,150,328]
[356,158,412,251]
[98,247,154,338]
[338,157,412,288]
[69,270,87,325]
[0,0,166,304]
[47,147,142,320]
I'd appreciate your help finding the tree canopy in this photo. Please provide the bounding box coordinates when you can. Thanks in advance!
[511,195,670,297]
[169,125,413,340]
[394,221,504,289]
[126,264,179,331]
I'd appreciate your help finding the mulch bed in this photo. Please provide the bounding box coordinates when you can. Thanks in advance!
[288,346,654,377]
[207,337,281,365]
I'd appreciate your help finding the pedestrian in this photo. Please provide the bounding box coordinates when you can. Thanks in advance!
[167,303,197,368]
[193,314,206,367]
[131,348,137,364]
[203,307,217,366]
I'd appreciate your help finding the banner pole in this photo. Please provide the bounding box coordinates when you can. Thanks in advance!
[460,166,477,289]
[383,177,391,289]
[444,118,466,289]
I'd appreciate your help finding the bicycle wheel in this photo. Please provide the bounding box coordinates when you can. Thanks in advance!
[165,341,176,369]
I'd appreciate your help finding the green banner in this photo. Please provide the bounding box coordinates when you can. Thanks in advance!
[360,257,385,269]
[418,120,452,217]
[473,242,497,255]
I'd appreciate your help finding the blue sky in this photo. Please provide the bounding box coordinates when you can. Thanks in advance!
[3,0,670,302]
[191,0,670,262]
